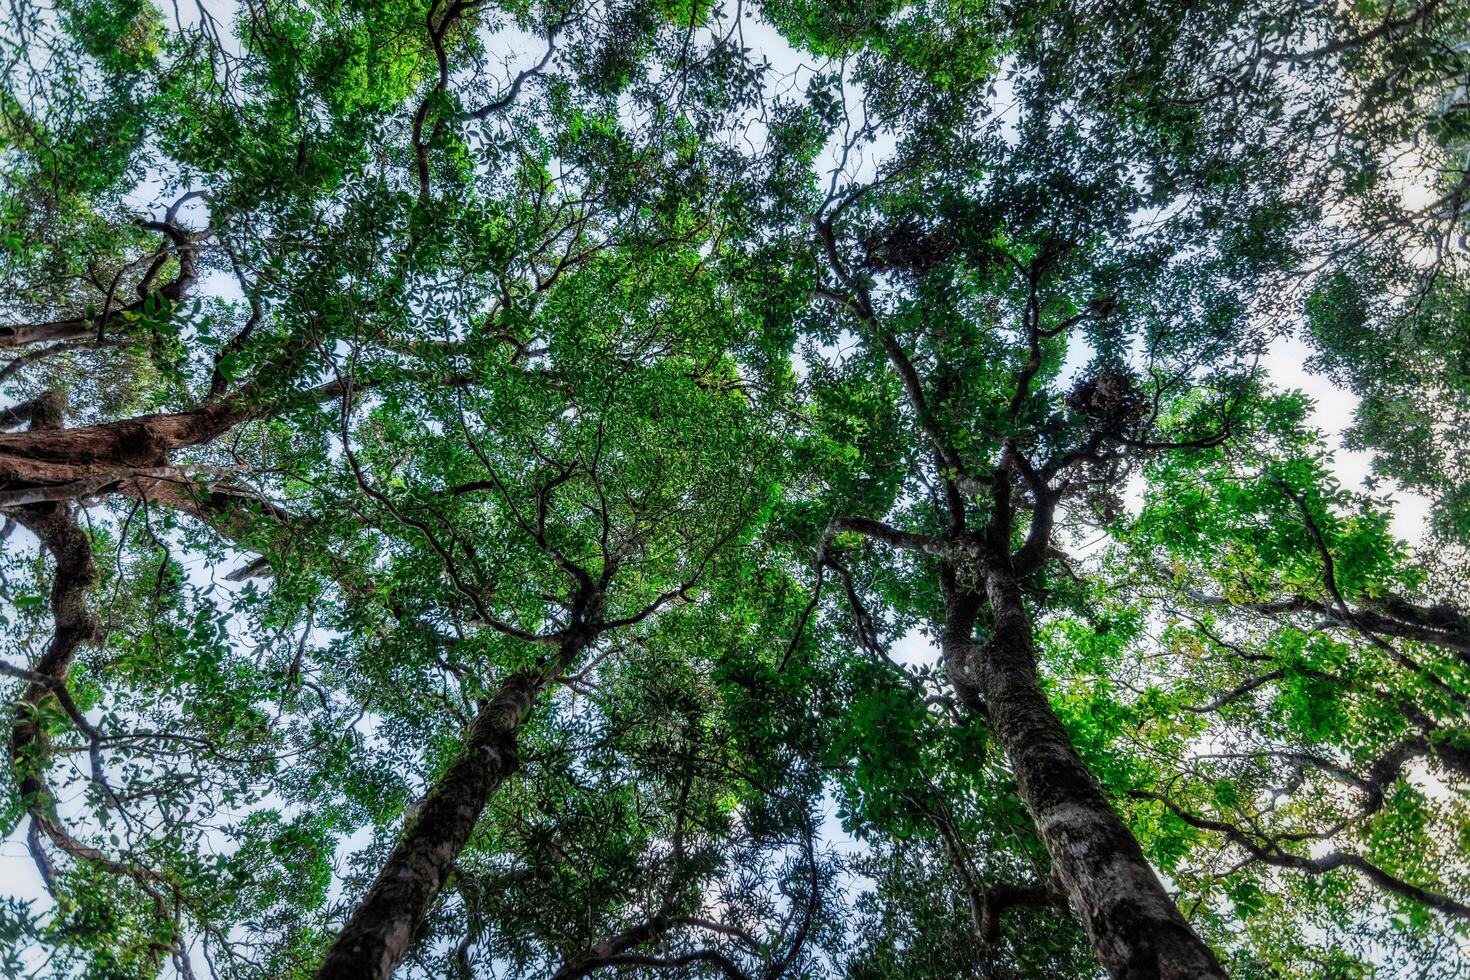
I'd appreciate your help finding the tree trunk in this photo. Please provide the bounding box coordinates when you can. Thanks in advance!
[0,404,245,492]
[9,502,99,804]
[313,663,560,980]
[969,566,1228,980]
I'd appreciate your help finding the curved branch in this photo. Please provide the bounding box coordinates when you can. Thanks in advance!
[823,515,951,558]
[980,880,1068,944]
[1136,790,1470,919]
[1178,670,1286,714]
[1260,0,1445,66]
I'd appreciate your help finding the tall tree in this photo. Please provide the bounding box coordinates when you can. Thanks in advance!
[4,2,1470,979]
[744,0,1470,976]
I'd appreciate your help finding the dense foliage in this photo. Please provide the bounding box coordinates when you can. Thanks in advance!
[2,1,1467,978]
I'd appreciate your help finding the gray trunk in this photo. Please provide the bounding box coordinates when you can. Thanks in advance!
[313,667,550,980]
[967,566,1228,980]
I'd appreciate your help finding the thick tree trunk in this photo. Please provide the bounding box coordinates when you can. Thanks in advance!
[0,369,397,500]
[0,404,246,492]
[314,663,561,980]
[968,566,1228,980]
[7,394,97,803]
[9,501,100,804]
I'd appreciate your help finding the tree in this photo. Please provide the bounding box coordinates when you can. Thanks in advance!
[3,1,1468,979]
[745,0,1470,975]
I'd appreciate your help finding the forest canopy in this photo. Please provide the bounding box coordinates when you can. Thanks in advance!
[2,1,1469,978]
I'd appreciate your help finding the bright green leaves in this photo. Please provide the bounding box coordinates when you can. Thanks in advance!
[4,0,1470,976]
[234,810,339,914]
[1086,367,1470,970]
[309,3,432,118]
[56,0,163,76]
[761,0,1006,81]
[651,0,714,25]
[830,661,933,838]
[1129,388,1415,607]
[1040,608,1170,796]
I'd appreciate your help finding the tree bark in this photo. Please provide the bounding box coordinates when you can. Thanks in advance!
[8,501,100,805]
[0,367,433,500]
[0,404,246,493]
[313,655,571,980]
[965,565,1228,980]
[0,319,98,349]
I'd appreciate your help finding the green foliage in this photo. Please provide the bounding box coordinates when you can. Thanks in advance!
[3,0,1470,977]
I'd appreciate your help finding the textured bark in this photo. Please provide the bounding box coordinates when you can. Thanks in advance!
[965,566,1228,980]
[4,396,180,963]
[0,319,97,349]
[1,393,70,430]
[314,660,568,980]
[8,501,100,805]
[0,367,425,501]
[980,880,1067,944]
[0,404,245,493]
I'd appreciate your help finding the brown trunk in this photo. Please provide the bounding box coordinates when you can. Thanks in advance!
[0,319,99,350]
[313,664,560,980]
[1,237,197,352]
[967,566,1228,980]
[0,404,245,492]
[9,502,100,804]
